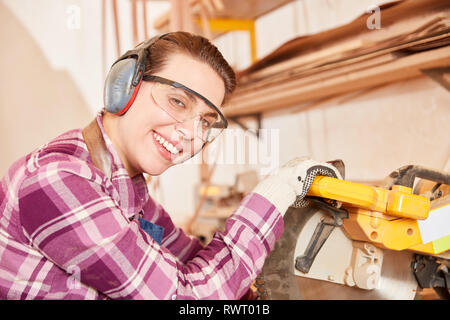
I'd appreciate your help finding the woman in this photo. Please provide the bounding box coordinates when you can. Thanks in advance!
[0,32,341,299]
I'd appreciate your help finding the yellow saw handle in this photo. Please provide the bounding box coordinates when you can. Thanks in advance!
[307,176,430,220]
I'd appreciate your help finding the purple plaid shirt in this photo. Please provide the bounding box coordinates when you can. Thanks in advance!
[0,113,283,300]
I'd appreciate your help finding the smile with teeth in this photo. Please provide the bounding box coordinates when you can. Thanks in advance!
[153,132,180,155]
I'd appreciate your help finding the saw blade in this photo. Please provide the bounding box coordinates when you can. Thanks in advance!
[257,205,419,300]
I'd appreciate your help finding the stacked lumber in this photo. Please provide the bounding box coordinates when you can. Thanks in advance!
[224,0,450,117]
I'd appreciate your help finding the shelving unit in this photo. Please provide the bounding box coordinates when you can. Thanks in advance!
[224,0,450,117]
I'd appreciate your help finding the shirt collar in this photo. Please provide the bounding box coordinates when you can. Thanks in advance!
[95,111,149,215]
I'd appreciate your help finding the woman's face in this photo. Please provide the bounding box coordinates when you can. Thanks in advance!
[114,52,226,176]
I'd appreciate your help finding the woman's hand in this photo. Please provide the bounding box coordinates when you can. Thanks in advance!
[252,157,344,215]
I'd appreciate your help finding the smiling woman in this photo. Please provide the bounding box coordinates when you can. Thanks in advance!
[103,54,228,175]
[0,31,341,300]
[102,32,234,176]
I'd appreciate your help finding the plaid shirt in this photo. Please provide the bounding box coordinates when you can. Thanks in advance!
[0,113,283,300]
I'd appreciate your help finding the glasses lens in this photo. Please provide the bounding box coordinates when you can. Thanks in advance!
[151,82,226,142]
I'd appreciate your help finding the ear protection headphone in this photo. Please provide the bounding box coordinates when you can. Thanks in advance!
[103,34,168,115]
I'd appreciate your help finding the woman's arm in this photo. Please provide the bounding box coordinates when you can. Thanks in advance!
[18,161,283,300]
[141,197,204,263]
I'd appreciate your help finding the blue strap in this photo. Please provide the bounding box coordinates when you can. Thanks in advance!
[138,217,164,245]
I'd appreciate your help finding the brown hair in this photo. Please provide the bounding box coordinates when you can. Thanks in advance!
[143,32,236,103]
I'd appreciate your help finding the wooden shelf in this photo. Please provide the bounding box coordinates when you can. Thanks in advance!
[223,0,450,117]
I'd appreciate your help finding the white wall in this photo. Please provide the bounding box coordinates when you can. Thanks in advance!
[2,0,170,114]
[0,1,94,175]
[261,77,450,181]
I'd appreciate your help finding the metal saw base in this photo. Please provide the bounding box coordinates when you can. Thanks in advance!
[257,205,419,300]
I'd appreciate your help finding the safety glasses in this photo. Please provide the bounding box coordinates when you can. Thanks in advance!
[143,75,228,143]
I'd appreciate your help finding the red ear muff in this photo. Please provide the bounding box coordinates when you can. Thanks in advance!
[115,77,142,116]
[103,34,166,115]
[104,58,142,115]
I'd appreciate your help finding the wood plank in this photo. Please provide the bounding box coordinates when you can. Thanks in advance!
[131,0,138,45]
[239,14,450,85]
[231,47,449,109]
[112,0,121,58]
[142,0,149,39]
[169,0,183,31]
[223,46,450,117]
[239,0,448,76]
[224,1,450,117]
[237,53,397,95]
[237,31,450,94]
[239,39,367,84]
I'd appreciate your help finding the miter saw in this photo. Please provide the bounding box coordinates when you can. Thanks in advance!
[255,163,450,300]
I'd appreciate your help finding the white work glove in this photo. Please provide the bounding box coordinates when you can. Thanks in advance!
[252,157,343,216]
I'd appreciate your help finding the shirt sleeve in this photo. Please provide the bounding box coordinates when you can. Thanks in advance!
[18,161,284,300]
[141,197,204,264]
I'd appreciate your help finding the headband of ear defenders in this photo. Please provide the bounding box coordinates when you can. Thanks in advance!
[103,33,170,115]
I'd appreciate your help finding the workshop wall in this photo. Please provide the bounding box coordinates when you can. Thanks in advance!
[0,0,169,176]
[0,1,93,176]
[260,77,450,182]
